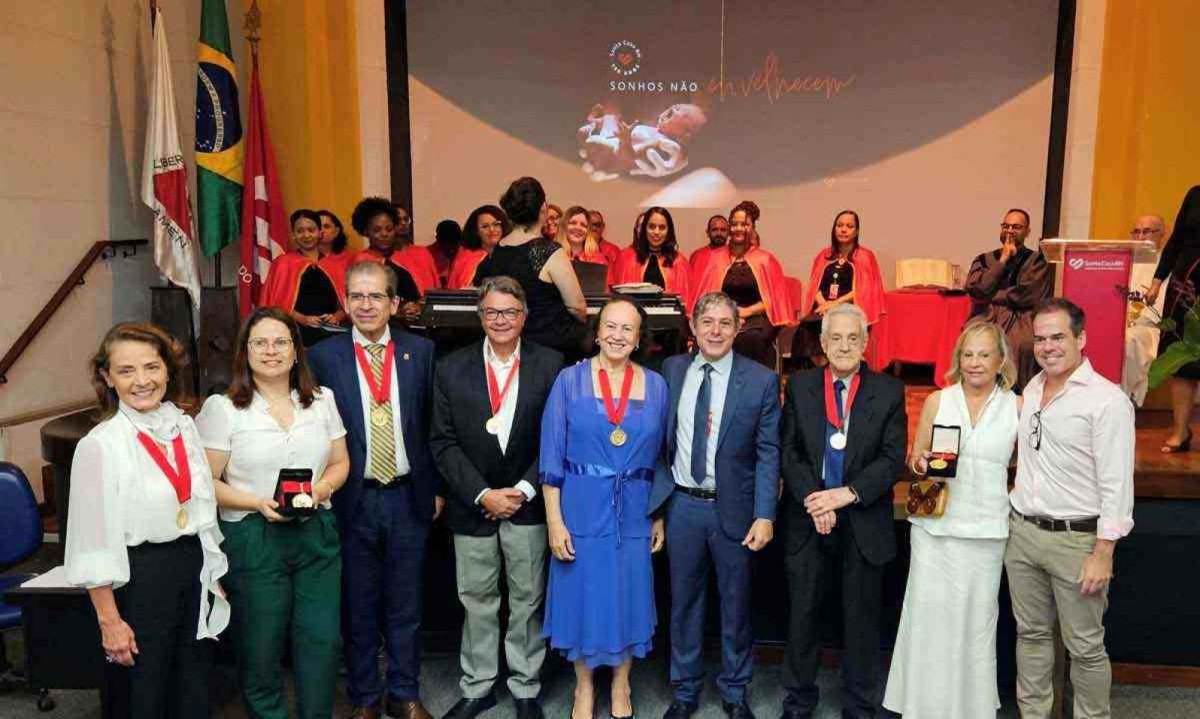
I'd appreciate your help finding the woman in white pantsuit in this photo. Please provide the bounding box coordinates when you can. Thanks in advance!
[883,320,1019,718]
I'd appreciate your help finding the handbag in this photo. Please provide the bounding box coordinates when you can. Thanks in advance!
[906,479,948,518]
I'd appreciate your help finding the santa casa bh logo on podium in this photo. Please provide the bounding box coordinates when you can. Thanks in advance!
[610,40,642,76]
[1068,256,1086,270]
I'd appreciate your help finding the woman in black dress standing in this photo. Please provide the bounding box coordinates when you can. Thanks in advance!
[1147,185,1200,452]
[474,177,589,359]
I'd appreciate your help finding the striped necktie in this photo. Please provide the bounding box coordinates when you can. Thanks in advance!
[365,344,397,483]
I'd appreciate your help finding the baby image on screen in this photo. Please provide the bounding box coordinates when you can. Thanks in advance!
[577,102,708,182]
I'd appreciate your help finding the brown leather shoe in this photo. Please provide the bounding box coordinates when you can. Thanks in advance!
[384,697,433,719]
[348,706,381,719]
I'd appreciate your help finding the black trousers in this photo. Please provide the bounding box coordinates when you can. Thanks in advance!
[102,535,213,719]
[782,520,884,719]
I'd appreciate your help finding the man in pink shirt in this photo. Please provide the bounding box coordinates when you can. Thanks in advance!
[1006,297,1135,719]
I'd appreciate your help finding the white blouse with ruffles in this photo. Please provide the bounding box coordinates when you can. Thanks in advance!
[63,402,230,640]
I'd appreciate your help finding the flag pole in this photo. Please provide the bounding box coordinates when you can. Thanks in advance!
[231,0,262,295]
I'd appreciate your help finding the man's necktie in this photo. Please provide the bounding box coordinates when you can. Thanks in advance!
[366,344,397,482]
[823,378,846,488]
[691,363,714,487]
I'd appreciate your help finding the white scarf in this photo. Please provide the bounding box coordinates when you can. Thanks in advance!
[118,400,185,442]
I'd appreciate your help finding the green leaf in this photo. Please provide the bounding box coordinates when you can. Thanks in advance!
[1185,309,1200,347]
[1159,317,1177,334]
[1149,341,1200,390]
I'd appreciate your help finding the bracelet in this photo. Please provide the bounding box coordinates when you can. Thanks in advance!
[909,459,926,476]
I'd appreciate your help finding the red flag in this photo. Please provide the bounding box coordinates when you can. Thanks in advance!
[238,53,286,318]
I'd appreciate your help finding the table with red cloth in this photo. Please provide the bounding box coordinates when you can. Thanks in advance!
[871,289,973,386]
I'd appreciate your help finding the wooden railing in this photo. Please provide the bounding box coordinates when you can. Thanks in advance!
[0,239,148,385]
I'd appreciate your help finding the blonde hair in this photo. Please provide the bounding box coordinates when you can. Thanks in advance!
[558,205,601,258]
[944,320,1017,389]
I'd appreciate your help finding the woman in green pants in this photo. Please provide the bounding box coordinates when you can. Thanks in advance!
[197,307,349,718]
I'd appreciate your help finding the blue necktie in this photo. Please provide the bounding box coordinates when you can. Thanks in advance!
[691,363,714,487]
[823,378,846,488]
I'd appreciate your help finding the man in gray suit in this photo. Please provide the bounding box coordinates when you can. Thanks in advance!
[429,277,563,719]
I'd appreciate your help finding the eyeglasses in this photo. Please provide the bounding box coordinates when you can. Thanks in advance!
[1000,223,1027,231]
[248,337,294,353]
[481,308,524,321]
[1131,228,1162,237]
[1029,409,1043,450]
[347,292,392,305]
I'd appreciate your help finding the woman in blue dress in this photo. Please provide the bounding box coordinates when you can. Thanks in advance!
[541,297,668,719]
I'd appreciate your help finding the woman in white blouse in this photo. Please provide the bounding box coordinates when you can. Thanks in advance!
[65,323,229,719]
[883,320,1020,718]
[196,307,349,719]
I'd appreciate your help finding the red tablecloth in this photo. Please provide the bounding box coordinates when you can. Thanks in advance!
[873,290,973,386]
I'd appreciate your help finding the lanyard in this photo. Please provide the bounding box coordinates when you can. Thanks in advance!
[486,357,521,415]
[599,366,635,427]
[824,369,861,430]
[353,341,394,404]
[134,432,192,505]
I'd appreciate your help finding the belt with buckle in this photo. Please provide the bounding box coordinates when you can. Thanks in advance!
[364,474,412,490]
[1012,510,1098,533]
[675,485,717,501]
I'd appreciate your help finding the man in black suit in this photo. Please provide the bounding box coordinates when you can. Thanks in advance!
[430,276,563,719]
[307,260,441,719]
[779,303,907,719]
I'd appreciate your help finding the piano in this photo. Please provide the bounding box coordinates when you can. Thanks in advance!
[420,289,688,332]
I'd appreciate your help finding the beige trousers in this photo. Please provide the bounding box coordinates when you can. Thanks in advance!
[1003,514,1111,719]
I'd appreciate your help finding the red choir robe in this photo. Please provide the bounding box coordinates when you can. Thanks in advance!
[613,251,694,312]
[690,245,719,283]
[800,245,886,325]
[317,251,352,299]
[393,243,441,291]
[447,247,489,289]
[693,246,795,326]
[597,237,622,265]
[350,247,434,295]
[260,252,340,312]
[570,249,615,287]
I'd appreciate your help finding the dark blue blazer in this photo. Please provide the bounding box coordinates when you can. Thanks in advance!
[308,329,438,532]
[649,351,780,539]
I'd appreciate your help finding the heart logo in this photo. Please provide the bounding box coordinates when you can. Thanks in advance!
[1068,257,1085,270]
[618,52,634,67]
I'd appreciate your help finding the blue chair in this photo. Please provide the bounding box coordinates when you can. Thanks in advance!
[0,462,47,707]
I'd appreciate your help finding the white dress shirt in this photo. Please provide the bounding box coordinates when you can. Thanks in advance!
[352,325,411,478]
[195,388,347,522]
[671,351,734,489]
[64,404,230,639]
[1010,358,1136,541]
[475,339,536,504]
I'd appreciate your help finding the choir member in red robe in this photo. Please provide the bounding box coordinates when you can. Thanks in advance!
[425,219,462,288]
[689,214,730,282]
[348,196,423,323]
[387,203,441,291]
[587,209,623,265]
[449,205,511,289]
[693,201,795,368]
[259,209,345,346]
[794,210,887,368]
[316,209,352,298]
[560,205,614,285]
[613,206,693,311]
[541,203,562,242]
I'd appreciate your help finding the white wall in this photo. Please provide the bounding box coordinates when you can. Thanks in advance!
[0,0,242,494]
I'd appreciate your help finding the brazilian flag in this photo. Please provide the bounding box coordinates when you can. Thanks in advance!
[195,0,244,257]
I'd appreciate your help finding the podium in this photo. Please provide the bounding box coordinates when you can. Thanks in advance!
[1041,239,1157,384]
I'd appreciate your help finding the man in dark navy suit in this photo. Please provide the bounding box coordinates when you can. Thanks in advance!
[778,303,907,719]
[308,260,441,719]
[649,291,781,719]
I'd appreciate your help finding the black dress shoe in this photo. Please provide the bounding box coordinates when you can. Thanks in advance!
[722,700,756,719]
[662,700,697,719]
[514,698,544,719]
[440,694,496,719]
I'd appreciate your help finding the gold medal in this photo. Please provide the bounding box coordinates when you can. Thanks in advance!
[176,506,188,529]
[292,493,314,509]
[929,458,948,470]
[371,404,390,427]
[485,417,500,435]
[610,427,628,446]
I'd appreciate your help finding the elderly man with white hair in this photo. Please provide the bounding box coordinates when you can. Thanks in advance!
[778,303,907,719]
[1124,214,1168,405]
